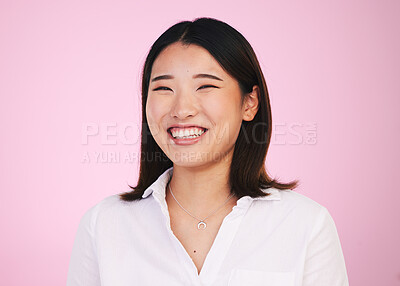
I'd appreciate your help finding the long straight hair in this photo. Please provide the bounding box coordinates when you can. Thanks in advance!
[119,17,298,201]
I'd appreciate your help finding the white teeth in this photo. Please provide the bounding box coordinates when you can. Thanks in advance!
[170,127,206,139]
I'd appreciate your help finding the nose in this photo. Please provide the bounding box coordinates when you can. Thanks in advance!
[170,91,198,119]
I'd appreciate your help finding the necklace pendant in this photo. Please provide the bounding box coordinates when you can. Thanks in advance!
[197,221,207,230]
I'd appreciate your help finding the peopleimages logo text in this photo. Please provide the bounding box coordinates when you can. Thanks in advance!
[81,122,317,146]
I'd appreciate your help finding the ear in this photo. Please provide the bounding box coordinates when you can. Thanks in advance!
[242,85,260,121]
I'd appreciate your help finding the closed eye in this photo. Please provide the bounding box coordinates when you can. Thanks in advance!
[152,85,218,92]
[198,85,218,90]
[153,86,172,91]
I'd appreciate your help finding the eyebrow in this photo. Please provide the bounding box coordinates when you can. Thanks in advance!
[151,73,223,82]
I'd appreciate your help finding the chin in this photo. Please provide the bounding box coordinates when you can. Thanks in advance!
[168,152,209,166]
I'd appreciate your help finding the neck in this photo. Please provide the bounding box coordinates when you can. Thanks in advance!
[166,160,237,217]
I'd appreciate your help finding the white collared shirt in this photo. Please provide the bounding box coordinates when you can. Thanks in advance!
[67,167,349,286]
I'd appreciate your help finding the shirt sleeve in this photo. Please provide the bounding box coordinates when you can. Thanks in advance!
[302,207,349,286]
[66,204,101,286]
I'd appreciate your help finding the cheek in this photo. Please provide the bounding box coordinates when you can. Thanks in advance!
[204,95,242,138]
[146,96,167,136]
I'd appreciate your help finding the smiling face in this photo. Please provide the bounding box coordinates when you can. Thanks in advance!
[146,42,257,166]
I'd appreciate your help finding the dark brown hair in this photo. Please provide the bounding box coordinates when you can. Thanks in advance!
[119,17,298,201]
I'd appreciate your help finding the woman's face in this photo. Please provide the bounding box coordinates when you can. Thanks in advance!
[146,42,257,166]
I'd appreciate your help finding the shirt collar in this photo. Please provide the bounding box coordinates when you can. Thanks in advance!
[142,166,282,201]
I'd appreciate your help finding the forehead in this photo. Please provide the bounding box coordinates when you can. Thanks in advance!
[151,42,226,76]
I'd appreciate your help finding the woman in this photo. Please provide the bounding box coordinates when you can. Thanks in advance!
[67,17,349,286]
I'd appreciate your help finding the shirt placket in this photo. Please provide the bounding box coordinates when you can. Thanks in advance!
[154,192,254,286]
[198,203,251,286]
[153,192,201,285]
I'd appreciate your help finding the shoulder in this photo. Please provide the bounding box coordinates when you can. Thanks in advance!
[277,189,338,236]
[254,188,331,236]
[78,193,150,230]
[277,188,327,214]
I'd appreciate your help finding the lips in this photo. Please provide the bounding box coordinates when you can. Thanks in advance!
[167,126,208,145]
[167,125,208,134]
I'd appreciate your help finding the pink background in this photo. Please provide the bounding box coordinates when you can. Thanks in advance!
[1,0,399,285]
